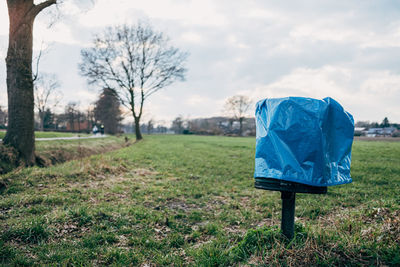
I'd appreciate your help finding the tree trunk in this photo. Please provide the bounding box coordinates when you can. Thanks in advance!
[239,117,243,136]
[69,114,75,131]
[3,0,56,165]
[39,110,44,131]
[134,116,143,140]
[77,114,81,132]
[4,1,36,165]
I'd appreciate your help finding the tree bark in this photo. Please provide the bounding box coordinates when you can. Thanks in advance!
[134,116,143,140]
[239,117,243,136]
[39,110,44,131]
[4,0,56,165]
[4,0,36,165]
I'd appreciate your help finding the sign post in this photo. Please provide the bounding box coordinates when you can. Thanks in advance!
[255,177,327,239]
[281,191,295,239]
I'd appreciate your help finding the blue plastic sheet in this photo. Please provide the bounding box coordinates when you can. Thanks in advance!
[254,97,354,187]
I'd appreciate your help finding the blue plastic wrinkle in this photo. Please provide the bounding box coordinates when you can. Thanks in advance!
[254,96,354,187]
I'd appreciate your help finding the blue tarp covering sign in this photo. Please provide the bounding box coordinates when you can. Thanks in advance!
[254,97,354,187]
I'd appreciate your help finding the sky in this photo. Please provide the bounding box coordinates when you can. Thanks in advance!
[1,0,400,125]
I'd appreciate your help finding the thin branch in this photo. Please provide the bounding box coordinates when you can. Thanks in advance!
[32,42,45,82]
[31,0,57,17]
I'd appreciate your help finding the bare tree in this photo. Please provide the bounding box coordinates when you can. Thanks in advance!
[147,119,154,134]
[3,0,58,165]
[224,95,253,136]
[79,22,188,140]
[34,73,62,131]
[65,102,78,132]
[171,116,185,134]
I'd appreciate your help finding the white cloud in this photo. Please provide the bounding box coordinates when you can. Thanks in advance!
[75,90,97,101]
[34,21,80,46]
[243,66,400,121]
[244,66,348,101]
[78,0,227,28]
[226,34,249,49]
[289,20,360,43]
[180,32,204,43]
[361,22,400,48]
[0,2,7,36]
[243,8,288,22]
[286,12,400,50]
[186,94,213,107]
[1,0,400,123]
[360,70,400,95]
[0,90,6,108]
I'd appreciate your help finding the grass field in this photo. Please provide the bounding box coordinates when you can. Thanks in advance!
[0,135,399,266]
[0,131,90,140]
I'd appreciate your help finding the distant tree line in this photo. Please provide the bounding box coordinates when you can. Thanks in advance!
[159,94,255,137]
[355,117,400,129]
[2,101,398,138]
[50,89,122,134]
[0,88,123,135]
[168,115,256,136]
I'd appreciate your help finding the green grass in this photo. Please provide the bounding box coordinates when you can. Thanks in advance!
[0,131,90,139]
[0,135,399,266]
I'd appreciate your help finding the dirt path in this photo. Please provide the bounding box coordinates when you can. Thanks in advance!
[35,134,107,141]
[0,134,108,142]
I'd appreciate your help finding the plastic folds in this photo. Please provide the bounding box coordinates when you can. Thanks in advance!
[254,97,354,187]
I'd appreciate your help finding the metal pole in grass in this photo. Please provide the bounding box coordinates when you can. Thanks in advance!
[255,178,327,239]
[281,191,295,239]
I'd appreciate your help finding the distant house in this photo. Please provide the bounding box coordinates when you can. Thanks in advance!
[354,127,366,136]
[367,128,382,137]
[383,127,396,136]
[367,127,396,137]
[66,121,90,132]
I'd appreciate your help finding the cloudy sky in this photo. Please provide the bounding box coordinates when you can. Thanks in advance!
[1,0,400,124]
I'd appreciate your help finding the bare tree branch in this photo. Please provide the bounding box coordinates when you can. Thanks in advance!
[34,73,62,130]
[32,41,49,82]
[224,95,253,136]
[79,22,188,140]
[31,0,57,17]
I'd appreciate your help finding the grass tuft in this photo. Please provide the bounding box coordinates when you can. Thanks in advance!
[2,218,51,244]
[229,226,280,263]
[68,206,93,226]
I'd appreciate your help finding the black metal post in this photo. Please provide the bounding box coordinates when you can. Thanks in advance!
[281,191,296,239]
